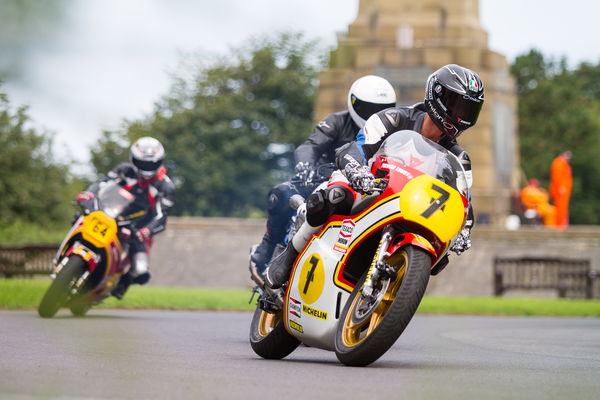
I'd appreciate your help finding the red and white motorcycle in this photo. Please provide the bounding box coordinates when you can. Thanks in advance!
[250,130,469,366]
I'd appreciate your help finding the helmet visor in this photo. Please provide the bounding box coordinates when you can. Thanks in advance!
[439,88,483,128]
[132,158,162,174]
[352,95,396,121]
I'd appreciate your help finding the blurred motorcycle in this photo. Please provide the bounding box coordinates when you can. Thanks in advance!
[38,181,134,318]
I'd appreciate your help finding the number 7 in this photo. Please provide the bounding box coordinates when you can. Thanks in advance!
[421,184,450,218]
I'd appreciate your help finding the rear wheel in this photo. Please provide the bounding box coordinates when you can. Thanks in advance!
[38,257,85,318]
[335,245,431,366]
[249,306,300,359]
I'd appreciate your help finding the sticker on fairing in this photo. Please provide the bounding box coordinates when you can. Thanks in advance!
[289,297,301,318]
[289,320,303,333]
[334,219,355,254]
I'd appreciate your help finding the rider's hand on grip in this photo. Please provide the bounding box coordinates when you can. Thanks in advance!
[120,227,132,240]
[294,162,315,186]
[135,227,152,242]
[75,191,94,203]
[345,164,376,194]
[450,228,471,255]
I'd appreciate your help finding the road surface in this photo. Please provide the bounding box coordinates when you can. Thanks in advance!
[1,310,599,399]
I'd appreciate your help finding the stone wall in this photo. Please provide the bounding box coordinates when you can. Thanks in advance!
[150,217,600,297]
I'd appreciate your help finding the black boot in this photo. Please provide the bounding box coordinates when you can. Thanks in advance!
[250,233,277,275]
[112,273,132,300]
[264,242,299,289]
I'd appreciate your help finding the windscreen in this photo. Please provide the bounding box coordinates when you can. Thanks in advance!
[371,130,469,196]
[96,181,135,219]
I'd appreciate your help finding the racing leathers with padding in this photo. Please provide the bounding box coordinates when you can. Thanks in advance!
[81,162,175,286]
[335,103,474,233]
[265,103,474,289]
[251,110,361,272]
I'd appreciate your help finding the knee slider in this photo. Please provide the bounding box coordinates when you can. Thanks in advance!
[307,189,333,227]
[306,190,326,215]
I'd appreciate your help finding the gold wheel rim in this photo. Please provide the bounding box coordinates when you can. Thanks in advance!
[341,250,408,347]
[258,311,281,338]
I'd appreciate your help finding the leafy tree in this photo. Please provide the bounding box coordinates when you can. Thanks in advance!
[91,32,323,217]
[511,50,600,224]
[0,87,81,228]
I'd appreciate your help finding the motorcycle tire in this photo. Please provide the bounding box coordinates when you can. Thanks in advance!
[38,256,85,318]
[69,303,91,317]
[249,306,300,360]
[334,245,431,366]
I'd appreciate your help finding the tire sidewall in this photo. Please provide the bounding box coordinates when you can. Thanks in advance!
[334,245,431,366]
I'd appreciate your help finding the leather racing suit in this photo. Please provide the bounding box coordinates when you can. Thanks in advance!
[252,110,361,271]
[81,162,175,285]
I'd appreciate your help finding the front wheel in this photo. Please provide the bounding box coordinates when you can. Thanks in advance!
[249,306,300,360]
[38,256,85,318]
[335,245,431,366]
[69,303,91,317]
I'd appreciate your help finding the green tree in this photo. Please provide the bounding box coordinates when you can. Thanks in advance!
[0,87,80,227]
[511,50,600,224]
[91,32,323,217]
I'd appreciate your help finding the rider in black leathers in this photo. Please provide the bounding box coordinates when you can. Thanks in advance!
[249,75,397,275]
[76,137,175,298]
[265,64,484,289]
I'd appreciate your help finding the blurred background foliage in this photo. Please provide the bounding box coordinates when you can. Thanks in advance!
[90,32,323,217]
[0,91,86,240]
[511,49,600,224]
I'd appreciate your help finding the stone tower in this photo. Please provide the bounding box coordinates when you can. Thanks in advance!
[315,0,518,225]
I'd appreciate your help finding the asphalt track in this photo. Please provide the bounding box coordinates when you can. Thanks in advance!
[1,310,599,399]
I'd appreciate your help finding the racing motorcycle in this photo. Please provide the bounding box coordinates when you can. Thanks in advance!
[38,181,134,318]
[249,130,469,366]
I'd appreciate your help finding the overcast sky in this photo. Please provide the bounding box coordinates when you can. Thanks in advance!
[3,0,599,171]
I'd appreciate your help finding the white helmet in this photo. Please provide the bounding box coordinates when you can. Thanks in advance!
[347,75,397,128]
[130,137,165,179]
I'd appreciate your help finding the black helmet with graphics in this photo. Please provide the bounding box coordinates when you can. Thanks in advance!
[130,136,165,179]
[347,75,397,128]
[424,64,484,139]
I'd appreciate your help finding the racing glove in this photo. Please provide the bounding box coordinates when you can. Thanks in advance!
[135,227,152,242]
[344,163,376,194]
[294,162,316,186]
[450,227,471,255]
[75,191,94,203]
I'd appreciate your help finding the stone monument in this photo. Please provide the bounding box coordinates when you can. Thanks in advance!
[315,0,518,225]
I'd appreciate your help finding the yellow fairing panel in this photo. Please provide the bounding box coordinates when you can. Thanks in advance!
[81,211,118,248]
[399,174,465,242]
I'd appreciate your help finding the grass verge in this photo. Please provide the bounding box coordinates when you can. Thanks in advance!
[2,278,599,317]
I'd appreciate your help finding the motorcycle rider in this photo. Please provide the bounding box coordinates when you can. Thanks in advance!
[265,64,484,289]
[75,137,176,298]
[250,75,396,276]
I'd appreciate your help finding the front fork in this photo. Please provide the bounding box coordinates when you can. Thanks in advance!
[51,242,96,295]
[361,226,396,299]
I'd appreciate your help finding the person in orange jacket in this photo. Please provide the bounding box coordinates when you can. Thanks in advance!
[549,151,572,228]
[520,178,556,226]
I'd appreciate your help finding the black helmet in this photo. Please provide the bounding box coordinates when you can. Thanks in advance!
[424,64,484,139]
[130,137,165,179]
